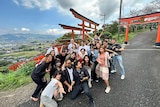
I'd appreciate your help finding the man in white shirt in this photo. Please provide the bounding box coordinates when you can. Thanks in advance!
[61,59,75,93]
[78,40,88,53]
[46,41,59,56]
[68,39,77,51]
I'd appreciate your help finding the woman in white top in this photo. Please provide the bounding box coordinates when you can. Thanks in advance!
[82,55,93,88]
[40,71,66,107]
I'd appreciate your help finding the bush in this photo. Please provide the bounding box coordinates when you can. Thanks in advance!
[15,61,36,75]
[101,31,112,39]
[0,67,9,73]
[0,60,12,67]
[0,61,36,91]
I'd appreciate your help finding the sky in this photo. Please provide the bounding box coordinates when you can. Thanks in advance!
[0,0,153,36]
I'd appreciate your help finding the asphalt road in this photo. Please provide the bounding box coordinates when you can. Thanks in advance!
[17,30,160,107]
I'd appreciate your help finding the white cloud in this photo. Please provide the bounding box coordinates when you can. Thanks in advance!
[12,0,152,29]
[13,0,57,10]
[46,28,68,35]
[52,0,151,25]
[13,0,152,20]
[21,27,30,32]
[12,0,152,19]
[13,0,19,5]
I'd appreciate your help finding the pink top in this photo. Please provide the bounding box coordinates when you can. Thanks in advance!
[99,53,106,67]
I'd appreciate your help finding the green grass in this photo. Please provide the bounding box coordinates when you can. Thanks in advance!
[112,31,140,44]
[0,66,9,73]
[0,61,36,91]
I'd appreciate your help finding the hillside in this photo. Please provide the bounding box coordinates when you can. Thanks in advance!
[0,33,61,43]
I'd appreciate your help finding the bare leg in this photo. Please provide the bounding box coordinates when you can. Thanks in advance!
[104,80,110,87]
[104,80,111,93]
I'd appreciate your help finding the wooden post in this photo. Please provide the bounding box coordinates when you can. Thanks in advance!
[94,25,97,35]
[72,29,74,39]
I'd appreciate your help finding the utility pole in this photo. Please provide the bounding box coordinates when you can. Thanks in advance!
[118,0,123,40]
[100,14,106,25]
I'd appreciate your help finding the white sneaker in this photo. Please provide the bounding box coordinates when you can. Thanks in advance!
[105,87,111,93]
[88,83,92,88]
[121,75,125,79]
[81,91,85,93]
[111,70,117,73]
[95,79,99,83]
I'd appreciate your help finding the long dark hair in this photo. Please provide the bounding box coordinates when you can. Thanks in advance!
[82,55,91,66]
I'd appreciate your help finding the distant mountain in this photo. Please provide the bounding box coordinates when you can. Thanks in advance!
[0,33,61,43]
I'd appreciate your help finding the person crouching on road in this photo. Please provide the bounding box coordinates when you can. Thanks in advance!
[31,54,52,102]
[71,60,95,107]
[40,71,66,107]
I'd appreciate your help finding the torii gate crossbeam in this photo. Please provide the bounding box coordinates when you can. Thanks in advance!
[59,24,91,39]
[70,8,99,40]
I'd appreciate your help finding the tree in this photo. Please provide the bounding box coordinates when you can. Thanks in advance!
[110,21,119,34]
[129,0,160,17]
[129,9,141,16]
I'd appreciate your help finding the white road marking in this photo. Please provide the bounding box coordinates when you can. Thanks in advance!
[124,49,160,51]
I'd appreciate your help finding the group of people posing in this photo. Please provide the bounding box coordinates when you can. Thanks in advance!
[30,34,126,107]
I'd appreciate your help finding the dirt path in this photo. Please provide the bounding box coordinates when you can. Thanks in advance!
[0,83,36,107]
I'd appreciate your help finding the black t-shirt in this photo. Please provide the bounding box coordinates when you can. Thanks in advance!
[73,67,89,86]
[59,54,67,65]
[69,57,76,67]
[110,44,122,55]
[50,67,57,79]
[31,61,49,79]
[51,57,56,67]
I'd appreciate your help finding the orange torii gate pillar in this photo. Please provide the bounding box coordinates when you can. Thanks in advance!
[124,22,129,44]
[155,22,160,46]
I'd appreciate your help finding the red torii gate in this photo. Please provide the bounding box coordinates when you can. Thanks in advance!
[119,12,160,46]
[70,8,99,40]
[59,24,91,39]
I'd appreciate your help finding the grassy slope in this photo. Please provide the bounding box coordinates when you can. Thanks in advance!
[0,61,36,91]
